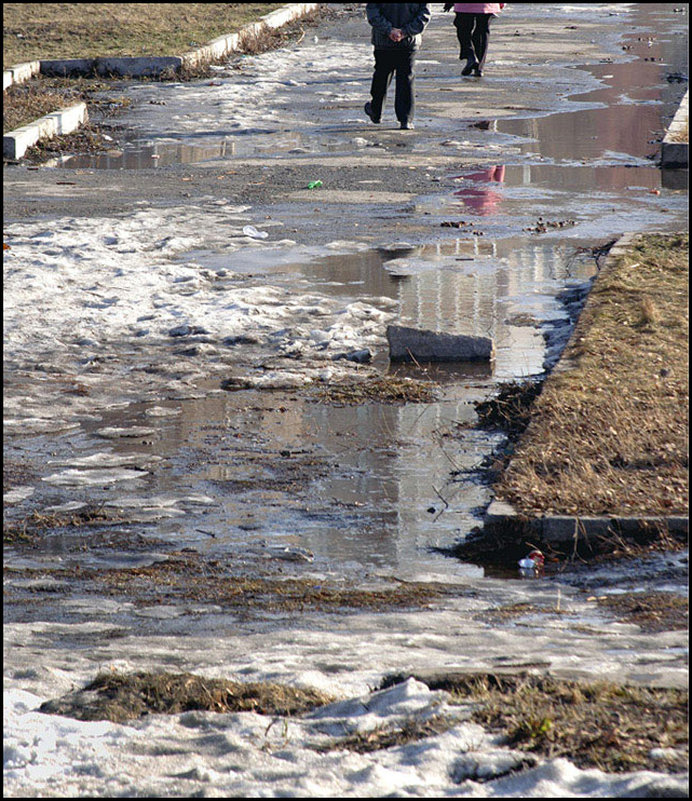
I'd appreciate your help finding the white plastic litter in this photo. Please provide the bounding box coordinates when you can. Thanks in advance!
[242,225,269,239]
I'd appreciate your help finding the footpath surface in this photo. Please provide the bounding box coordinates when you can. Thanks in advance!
[3,5,688,561]
[3,5,689,799]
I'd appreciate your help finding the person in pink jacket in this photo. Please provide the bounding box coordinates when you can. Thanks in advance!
[443,3,505,77]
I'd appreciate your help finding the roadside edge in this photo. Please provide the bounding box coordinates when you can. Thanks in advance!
[480,231,689,549]
[661,88,688,168]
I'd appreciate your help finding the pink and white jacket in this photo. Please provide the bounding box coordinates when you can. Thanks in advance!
[451,4,504,13]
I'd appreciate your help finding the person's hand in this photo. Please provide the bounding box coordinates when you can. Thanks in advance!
[389,27,404,42]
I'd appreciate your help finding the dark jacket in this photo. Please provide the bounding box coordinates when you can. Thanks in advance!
[366,4,431,50]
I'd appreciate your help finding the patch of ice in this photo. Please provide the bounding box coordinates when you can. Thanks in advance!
[47,452,162,468]
[3,486,35,504]
[96,427,157,439]
[41,468,149,486]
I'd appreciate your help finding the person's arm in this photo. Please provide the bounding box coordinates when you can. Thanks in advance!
[401,4,432,37]
[366,4,393,37]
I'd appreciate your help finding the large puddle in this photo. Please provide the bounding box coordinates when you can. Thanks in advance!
[6,3,688,583]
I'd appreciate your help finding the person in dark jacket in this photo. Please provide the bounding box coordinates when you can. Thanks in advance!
[364,4,431,130]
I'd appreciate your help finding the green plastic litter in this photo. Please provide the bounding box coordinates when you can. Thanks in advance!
[307,180,323,189]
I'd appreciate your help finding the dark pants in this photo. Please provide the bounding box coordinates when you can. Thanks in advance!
[454,13,493,68]
[370,48,416,125]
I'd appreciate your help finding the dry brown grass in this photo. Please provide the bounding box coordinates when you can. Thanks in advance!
[3,82,71,133]
[3,4,285,66]
[315,377,439,406]
[667,120,688,143]
[494,233,688,517]
[3,505,125,544]
[5,557,448,614]
[40,670,335,723]
[312,714,459,754]
[595,590,689,633]
[380,672,688,773]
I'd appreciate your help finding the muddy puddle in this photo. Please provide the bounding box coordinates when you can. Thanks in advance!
[5,3,688,590]
[4,232,601,584]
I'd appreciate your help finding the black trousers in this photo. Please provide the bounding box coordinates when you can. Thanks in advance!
[454,12,493,68]
[369,48,416,125]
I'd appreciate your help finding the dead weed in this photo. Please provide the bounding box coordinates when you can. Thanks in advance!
[380,672,688,773]
[40,670,334,723]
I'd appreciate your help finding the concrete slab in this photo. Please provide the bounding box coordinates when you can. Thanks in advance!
[661,89,688,168]
[38,59,97,78]
[95,56,182,79]
[387,325,495,363]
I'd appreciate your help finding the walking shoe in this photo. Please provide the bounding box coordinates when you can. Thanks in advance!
[461,58,478,76]
[473,66,483,77]
[399,121,414,130]
[364,101,380,123]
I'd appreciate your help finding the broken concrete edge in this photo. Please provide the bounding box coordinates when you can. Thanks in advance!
[661,88,688,168]
[484,499,688,545]
[3,3,320,160]
[546,230,643,382]
[3,102,88,160]
[479,231,688,547]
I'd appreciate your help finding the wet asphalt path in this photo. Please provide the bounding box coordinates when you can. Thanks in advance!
[3,3,687,244]
[3,3,688,577]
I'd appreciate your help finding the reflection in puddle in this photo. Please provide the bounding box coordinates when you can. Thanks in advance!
[9,237,596,579]
[68,386,494,578]
[451,166,506,216]
[183,238,598,380]
[58,131,361,170]
[15,2,687,584]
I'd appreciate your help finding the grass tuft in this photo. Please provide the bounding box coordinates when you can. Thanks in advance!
[40,670,335,723]
[379,672,688,773]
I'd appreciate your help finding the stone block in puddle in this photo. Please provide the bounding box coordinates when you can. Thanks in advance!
[387,325,495,363]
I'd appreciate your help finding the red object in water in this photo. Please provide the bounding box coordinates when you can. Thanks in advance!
[518,549,545,573]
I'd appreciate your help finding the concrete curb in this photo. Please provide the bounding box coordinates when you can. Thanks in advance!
[3,60,40,91]
[484,499,688,545]
[3,3,320,159]
[4,102,88,160]
[661,89,688,168]
[481,231,689,546]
